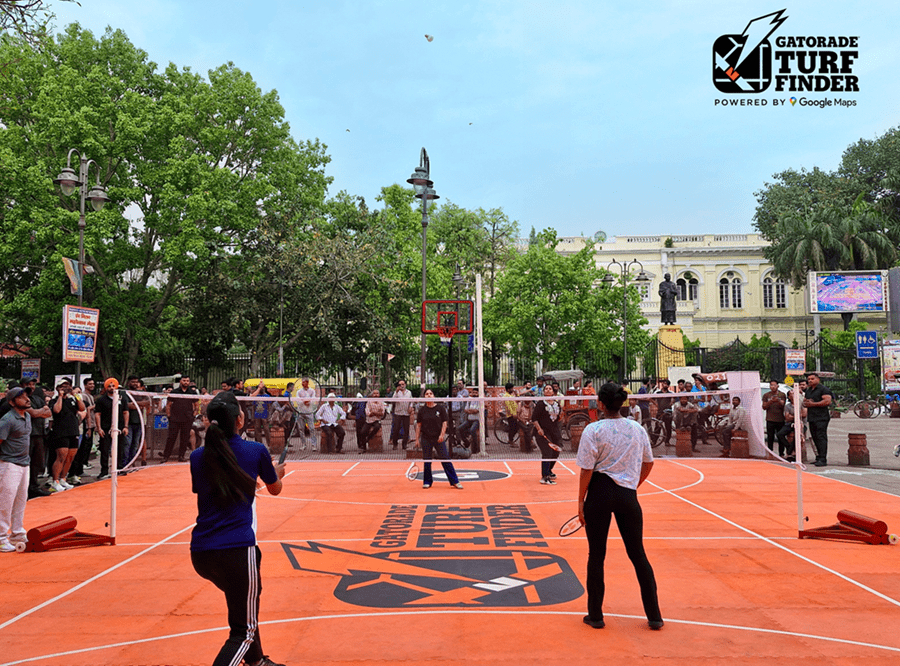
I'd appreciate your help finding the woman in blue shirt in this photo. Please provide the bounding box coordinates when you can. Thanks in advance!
[190,391,285,666]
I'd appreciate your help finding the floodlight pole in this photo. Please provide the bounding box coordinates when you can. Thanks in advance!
[54,149,110,389]
[407,148,439,392]
[603,258,649,386]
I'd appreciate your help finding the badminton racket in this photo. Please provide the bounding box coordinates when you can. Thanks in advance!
[558,515,584,537]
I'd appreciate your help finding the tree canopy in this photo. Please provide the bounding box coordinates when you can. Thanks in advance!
[0,24,330,378]
[484,230,648,378]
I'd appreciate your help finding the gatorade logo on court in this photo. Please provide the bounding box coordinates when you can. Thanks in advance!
[281,504,584,608]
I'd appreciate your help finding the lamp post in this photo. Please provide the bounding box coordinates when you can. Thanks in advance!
[54,149,110,388]
[602,258,649,386]
[407,148,439,391]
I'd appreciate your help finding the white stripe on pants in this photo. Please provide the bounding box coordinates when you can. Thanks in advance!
[0,461,29,543]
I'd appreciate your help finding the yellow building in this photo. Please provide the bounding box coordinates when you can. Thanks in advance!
[557,233,888,348]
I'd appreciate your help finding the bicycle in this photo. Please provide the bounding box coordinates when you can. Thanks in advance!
[853,394,899,418]
[492,415,520,446]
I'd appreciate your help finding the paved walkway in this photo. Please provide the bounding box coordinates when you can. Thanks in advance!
[804,413,900,496]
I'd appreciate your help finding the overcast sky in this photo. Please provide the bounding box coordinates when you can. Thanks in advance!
[50,0,899,239]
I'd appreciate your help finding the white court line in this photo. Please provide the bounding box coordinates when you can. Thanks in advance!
[503,461,513,476]
[555,461,576,475]
[341,461,361,477]
[0,523,196,632]
[648,462,900,609]
[4,609,899,665]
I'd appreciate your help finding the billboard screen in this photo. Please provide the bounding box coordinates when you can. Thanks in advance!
[808,271,888,314]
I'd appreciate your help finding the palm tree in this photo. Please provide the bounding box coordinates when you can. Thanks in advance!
[766,193,899,329]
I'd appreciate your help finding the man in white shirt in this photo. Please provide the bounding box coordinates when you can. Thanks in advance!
[389,380,413,450]
[720,396,747,457]
[316,393,346,453]
[292,377,317,449]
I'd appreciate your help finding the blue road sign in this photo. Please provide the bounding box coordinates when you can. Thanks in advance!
[856,331,879,359]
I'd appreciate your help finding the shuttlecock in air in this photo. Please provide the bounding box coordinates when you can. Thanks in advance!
[425,34,434,42]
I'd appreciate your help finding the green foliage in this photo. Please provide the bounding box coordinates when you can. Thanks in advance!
[484,229,649,374]
[0,25,330,378]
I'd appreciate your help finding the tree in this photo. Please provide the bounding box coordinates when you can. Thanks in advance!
[764,193,899,328]
[0,0,76,47]
[753,167,860,242]
[0,25,330,378]
[485,229,648,377]
[428,203,519,382]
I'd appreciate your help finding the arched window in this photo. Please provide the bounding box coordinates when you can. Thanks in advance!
[719,271,742,308]
[763,276,787,309]
[719,277,730,308]
[676,275,699,301]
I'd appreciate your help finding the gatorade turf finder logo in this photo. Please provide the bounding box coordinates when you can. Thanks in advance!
[282,504,584,609]
[713,10,787,93]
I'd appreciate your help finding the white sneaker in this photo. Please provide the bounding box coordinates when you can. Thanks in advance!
[0,542,16,553]
[59,479,74,490]
[894,443,900,457]
[67,475,81,485]
[50,480,67,492]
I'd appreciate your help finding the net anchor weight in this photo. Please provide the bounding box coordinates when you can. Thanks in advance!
[799,510,897,545]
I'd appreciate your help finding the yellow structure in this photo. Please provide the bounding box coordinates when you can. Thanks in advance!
[557,233,888,347]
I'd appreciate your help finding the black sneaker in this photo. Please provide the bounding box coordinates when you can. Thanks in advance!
[247,657,285,666]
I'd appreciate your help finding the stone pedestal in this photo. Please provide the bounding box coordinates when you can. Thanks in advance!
[267,427,285,455]
[368,428,384,452]
[848,433,870,466]
[657,325,685,379]
[675,428,693,457]
[730,429,749,458]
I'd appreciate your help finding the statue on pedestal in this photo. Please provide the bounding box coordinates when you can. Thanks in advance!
[659,273,677,325]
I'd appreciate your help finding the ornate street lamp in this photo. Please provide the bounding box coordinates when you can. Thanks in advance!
[54,148,110,387]
[603,258,650,385]
[407,148,439,390]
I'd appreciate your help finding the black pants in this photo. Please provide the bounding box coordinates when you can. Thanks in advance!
[775,422,797,457]
[765,420,782,452]
[163,419,193,460]
[584,472,661,624]
[28,435,45,493]
[808,419,829,462]
[534,432,559,478]
[192,546,264,666]
[69,429,93,476]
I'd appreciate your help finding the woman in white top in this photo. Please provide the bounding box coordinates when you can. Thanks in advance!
[575,382,663,631]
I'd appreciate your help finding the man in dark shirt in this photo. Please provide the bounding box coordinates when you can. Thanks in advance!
[162,374,198,462]
[94,378,130,479]
[804,372,833,467]
[122,375,150,469]
[762,380,786,454]
[22,380,52,498]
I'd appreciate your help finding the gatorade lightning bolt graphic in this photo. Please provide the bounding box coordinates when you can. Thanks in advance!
[713,10,788,93]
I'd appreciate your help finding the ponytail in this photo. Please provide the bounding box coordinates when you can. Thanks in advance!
[202,409,257,506]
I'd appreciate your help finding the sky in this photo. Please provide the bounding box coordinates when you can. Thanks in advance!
[48,0,900,240]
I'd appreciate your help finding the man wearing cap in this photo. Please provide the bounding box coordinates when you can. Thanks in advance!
[316,393,346,453]
[94,379,129,480]
[20,379,52,499]
[48,379,85,492]
[0,387,34,551]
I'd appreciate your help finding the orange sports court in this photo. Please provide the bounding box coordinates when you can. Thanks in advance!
[2,450,900,666]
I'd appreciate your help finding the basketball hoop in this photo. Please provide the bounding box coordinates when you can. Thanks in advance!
[437,325,455,346]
